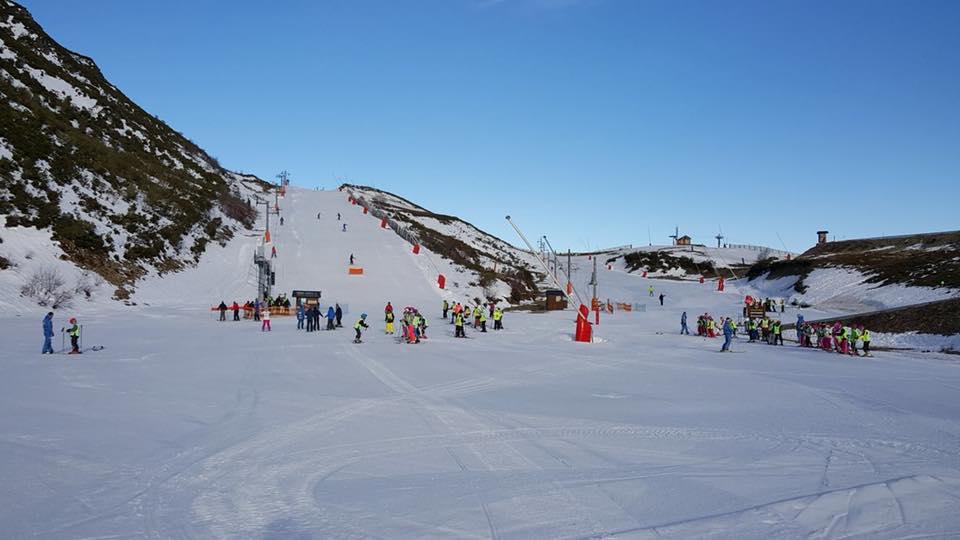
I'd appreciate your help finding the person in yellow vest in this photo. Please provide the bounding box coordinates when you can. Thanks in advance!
[354,313,369,343]
[473,305,481,327]
[454,311,466,338]
[858,325,871,356]
[493,308,503,330]
[478,309,487,333]
[67,317,81,354]
[385,310,395,335]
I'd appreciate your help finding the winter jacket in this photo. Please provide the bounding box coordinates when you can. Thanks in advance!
[43,314,54,337]
[326,307,336,320]
[296,306,305,320]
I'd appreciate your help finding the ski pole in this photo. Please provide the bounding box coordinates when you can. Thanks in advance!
[60,328,64,353]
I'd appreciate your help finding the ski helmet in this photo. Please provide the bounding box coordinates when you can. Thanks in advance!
[361,313,367,319]
[69,317,77,324]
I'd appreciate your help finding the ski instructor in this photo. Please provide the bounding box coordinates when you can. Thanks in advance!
[42,312,55,354]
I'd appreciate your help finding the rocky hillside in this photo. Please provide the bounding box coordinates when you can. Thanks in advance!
[0,1,266,299]
[341,184,545,303]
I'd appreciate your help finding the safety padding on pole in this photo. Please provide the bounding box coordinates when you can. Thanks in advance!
[348,267,364,275]
[575,304,592,342]
[412,244,420,255]
[607,264,612,270]
[363,207,368,215]
[717,276,725,292]
[642,271,647,278]
[437,274,446,289]
[380,218,388,228]
[566,282,573,295]
[264,229,271,243]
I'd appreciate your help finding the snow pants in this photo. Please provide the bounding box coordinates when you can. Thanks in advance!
[721,334,732,351]
[355,328,362,341]
[327,319,335,330]
[233,311,240,321]
[219,310,226,321]
[681,322,689,335]
[297,318,304,330]
[262,320,271,331]
[70,335,79,352]
[42,336,53,354]
[455,325,465,338]
[386,322,394,334]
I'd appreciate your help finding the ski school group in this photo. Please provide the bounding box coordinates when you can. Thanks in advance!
[213,297,505,345]
[681,310,873,356]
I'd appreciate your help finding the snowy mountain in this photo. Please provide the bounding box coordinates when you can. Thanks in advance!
[0,1,267,304]
[746,231,960,312]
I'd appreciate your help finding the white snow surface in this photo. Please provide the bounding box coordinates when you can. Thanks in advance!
[0,136,12,160]
[3,187,960,538]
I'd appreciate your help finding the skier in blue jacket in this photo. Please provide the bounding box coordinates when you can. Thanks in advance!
[326,306,336,330]
[296,304,305,330]
[42,312,54,354]
[721,318,735,352]
[680,311,689,335]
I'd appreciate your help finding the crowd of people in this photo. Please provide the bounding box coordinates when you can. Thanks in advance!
[683,311,873,356]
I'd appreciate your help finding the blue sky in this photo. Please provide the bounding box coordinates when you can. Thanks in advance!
[20,0,960,253]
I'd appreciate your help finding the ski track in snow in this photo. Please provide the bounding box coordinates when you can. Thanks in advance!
[3,189,960,539]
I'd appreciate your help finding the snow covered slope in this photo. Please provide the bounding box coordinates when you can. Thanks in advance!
[135,188,448,311]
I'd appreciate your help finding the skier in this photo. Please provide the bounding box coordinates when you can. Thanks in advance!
[296,303,305,330]
[349,254,354,265]
[385,310,395,334]
[473,305,482,328]
[493,307,503,330]
[773,320,783,345]
[318,212,322,220]
[280,216,284,226]
[442,299,449,319]
[648,285,654,297]
[680,311,689,335]
[261,308,271,332]
[232,301,240,321]
[658,293,665,306]
[354,313,369,343]
[337,212,341,221]
[479,309,487,333]
[796,314,805,344]
[42,312,54,354]
[342,223,347,232]
[335,303,343,327]
[859,325,871,356]
[66,317,81,354]
[454,310,466,338]
[326,306,336,330]
[720,318,734,352]
[384,302,393,321]
[218,301,227,321]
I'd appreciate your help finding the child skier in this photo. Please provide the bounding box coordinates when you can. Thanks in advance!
[493,307,503,330]
[385,310,395,334]
[261,308,271,332]
[454,311,466,338]
[354,313,369,343]
[67,317,81,354]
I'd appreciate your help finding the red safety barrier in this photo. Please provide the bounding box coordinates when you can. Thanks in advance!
[412,244,420,254]
[363,207,368,214]
[380,218,388,228]
[437,274,446,289]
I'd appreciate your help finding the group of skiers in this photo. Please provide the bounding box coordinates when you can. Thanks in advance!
[40,312,82,354]
[296,302,344,332]
[442,299,504,338]
[796,319,872,356]
[683,311,873,356]
[385,303,429,344]
[217,296,292,323]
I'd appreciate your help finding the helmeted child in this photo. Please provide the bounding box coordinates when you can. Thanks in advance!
[648,285,655,297]
[67,317,81,354]
[419,315,428,339]
[385,310,395,334]
[261,308,271,331]
[479,310,487,333]
[354,313,369,343]
[473,305,482,328]
[42,312,54,354]
[442,300,449,319]
[493,307,503,330]
[859,325,871,356]
[773,320,783,345]
[454,310,466,338]
[384,302,393,321]
[849,325,860,356]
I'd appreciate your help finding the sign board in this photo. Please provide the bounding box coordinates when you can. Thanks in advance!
[746,305,766,319]
[292,290,322,299]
